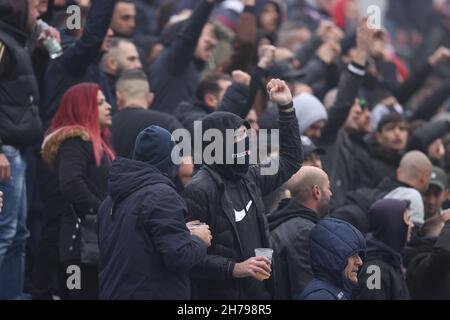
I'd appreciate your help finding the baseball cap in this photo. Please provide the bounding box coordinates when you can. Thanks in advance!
[301,136,325,158]
[429,166,448,191]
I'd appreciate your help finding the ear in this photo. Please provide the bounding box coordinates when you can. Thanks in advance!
[313,185,321,200]
[204,93,218,108]
[147,92,154,108]
[116,90,124,108]
[106,56,118,73]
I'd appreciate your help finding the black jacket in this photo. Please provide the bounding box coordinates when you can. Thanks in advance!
[148,0,213,114]
[98,158,206,299]
[183,108,302,299]
[268,199,319,299]
[41,0,116,128]
[41,129,110,263]
[404,221,450,299]
[356,235,410,300]
[318,63,367,206]
[354,134,402,190]
[0,19,42,149]
[331,177,409,234]
[111,106,183,158]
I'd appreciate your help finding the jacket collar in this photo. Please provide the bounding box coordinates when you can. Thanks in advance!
[0,20,29,47]
[268,199,319,230]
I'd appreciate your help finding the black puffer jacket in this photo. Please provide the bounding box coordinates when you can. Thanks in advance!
[183,107,302,299]
[268,199,319,299]
[0,0,42,149]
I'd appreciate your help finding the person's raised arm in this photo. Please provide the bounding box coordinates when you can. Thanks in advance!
[167,0,216,74]
[251,79,303,196]
[61,0,117,76]
[220,0,257,73]
[319,18,373,145]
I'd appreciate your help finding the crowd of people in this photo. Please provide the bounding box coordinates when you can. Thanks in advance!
[1,0,450,300]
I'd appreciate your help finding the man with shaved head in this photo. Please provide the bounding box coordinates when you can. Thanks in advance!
[332,151,433,233]
[268,166,333,299]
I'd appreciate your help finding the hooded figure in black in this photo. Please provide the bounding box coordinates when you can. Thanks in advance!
[183,79,303,299]
[356,198,413,300]
[97,126,210,299]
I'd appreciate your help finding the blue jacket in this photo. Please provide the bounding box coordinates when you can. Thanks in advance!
[98,157,207,299]
[298,218,366,300]
[41,0,116,127]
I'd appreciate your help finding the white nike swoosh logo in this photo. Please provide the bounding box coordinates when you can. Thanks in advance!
[234,200,253,222]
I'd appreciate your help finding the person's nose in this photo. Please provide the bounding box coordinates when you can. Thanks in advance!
[356,256,363,266]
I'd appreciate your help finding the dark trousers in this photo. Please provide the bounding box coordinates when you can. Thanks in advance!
[31,161,63,299]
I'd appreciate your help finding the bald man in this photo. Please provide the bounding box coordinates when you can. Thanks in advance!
[268,166,333,299]
[332,150,432,233]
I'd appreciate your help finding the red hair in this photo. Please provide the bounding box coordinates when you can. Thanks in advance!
[47,83,115,166]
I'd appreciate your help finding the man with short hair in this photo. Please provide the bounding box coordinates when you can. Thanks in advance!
[110,0,136,37]
[355,112,409,189]
[269,166,332,299]
[332,150,432,233]
[101,37,142,97]
[111,69,183,159]
[174,71,251,137]
[423,166,449,220]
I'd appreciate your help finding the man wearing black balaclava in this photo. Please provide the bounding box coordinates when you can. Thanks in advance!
[183,79,303,299]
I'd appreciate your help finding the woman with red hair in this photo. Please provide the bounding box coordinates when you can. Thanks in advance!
[41,83,114,300]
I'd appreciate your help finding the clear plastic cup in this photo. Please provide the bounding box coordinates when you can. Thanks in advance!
[254,248,273,280]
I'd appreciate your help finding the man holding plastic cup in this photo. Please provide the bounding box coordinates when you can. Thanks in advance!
[183,79,303,299]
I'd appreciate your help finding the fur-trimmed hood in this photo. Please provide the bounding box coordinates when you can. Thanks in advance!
[41,126,91,170]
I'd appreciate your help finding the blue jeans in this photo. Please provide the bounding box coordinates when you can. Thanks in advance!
[0,146,28,299]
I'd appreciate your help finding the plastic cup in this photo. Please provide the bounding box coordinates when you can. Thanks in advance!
[254,248,273,280]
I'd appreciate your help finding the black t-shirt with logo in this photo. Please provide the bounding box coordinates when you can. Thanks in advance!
[226,180,271,299]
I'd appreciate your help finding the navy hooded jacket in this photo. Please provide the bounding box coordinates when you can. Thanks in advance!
[98,157,207,299]
[298,218,366,300]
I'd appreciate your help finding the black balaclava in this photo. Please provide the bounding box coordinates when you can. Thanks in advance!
[199,112,251,181]
[369,198,410,253]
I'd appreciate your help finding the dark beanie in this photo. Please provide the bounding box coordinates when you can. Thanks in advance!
[132,126,180,180]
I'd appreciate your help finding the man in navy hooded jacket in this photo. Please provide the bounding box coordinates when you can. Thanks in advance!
[298,217,366,300]
[97,126,211,299]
